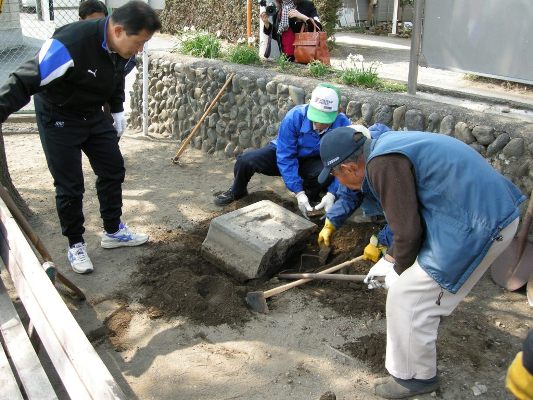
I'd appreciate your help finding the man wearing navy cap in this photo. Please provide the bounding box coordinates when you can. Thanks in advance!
[214,83,351,218]
[318,126,524,398]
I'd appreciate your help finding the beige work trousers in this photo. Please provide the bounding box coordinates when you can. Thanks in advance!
[385,218,519,380]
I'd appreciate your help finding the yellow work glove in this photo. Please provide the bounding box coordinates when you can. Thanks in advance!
[364,235,383,262]
[506,352,533,399]
[318,218,336,247]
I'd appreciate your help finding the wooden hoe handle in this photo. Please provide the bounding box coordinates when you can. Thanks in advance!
[263,255,365,298]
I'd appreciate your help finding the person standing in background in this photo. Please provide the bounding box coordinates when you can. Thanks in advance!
[79,0,108,20]
[261,0,321,61]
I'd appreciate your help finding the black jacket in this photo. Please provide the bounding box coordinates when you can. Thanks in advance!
[263,0,322,55]
[0,17,127,122]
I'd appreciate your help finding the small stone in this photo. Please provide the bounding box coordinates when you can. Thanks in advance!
[472,382,487,396]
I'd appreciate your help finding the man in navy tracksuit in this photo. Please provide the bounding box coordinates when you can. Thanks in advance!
[0,1,161,274]
[318,126,524,399]
[214,83,351,218]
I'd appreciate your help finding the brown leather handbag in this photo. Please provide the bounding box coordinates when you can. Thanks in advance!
[293,19,330,65]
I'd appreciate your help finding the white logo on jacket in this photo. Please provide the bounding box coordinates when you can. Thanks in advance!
[87,69,97,77]
[54,121,64,128]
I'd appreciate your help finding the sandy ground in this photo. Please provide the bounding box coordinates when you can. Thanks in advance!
[3,126,532,400]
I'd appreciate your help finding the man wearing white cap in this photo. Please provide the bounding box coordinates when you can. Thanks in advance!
[214,83,350,218]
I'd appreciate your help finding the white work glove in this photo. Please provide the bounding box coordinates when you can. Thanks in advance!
[364,257,398,290]
[295,191,313,219]
[314,192,335,212]
[111,111,126,137]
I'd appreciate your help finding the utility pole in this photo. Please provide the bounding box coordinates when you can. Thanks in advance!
[407,0,424,95]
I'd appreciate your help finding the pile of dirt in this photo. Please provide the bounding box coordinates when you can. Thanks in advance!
[134,223,255,326]
[105,307,133,351]
[131,189,387,326]
[343,333,387,374]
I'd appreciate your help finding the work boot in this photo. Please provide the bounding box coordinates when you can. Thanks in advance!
[67,242,94,274]
[101,222,149,249]
[214,188,248,206]
[374,375,439,399]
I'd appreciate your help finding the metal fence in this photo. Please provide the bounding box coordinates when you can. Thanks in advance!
[0,0,80,111]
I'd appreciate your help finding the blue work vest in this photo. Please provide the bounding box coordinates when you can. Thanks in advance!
[366,131,525,293]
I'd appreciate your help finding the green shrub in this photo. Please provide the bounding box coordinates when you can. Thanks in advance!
[180,32,221,59]
[338,53,381,88]
[226,44,260,65]
[308,60,331,77]
[276,54,294,72]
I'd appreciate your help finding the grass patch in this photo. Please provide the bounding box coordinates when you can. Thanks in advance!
[376,80,407,92]
[225,44,260,65]
[338,69,379,87]
[180,32,221,59]
[307,60,332,78]
[276,54,295,72]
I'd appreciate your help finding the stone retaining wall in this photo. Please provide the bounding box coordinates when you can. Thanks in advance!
[129,52,533,196]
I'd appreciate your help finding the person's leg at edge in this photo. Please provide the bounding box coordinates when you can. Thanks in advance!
[377,218,519,399]
[215,143,280,205]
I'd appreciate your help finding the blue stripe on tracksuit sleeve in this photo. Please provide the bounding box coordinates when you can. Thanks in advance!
[38,39,74,86]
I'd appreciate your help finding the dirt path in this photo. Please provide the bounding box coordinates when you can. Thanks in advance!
[4,128,532,399]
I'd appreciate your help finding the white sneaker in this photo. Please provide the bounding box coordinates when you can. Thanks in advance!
[101,222,149,249]
[67,242,94,274]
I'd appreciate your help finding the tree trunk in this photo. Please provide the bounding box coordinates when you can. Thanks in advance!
[0,125,32,216]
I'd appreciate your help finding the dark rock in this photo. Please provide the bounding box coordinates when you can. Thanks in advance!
[487,132,511,156]
[362,103,373,125]
[472,125,495,145]
[392,105,407,130]
[374,105,393,127]
[455,122,475,144]
[404,109,425,131]
[346,101,362,119]
[427,112,441,132]
[439,115,455,136]
[503,138,525,158]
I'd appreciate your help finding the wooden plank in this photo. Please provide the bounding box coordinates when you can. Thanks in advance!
[0,276,57,400]
[0,236,92,400]
[0,199,126,400]
[0,336,24,400]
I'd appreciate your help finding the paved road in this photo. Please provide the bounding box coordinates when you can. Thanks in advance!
[331,32,533,122]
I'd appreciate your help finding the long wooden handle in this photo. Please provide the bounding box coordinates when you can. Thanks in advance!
[171,72,235,164]
[263,255,365,298]
[0,186,85,300]
[278,273,368,282]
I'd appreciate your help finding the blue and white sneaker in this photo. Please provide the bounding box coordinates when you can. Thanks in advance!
[67,242,94,274]
[101,222,149,249]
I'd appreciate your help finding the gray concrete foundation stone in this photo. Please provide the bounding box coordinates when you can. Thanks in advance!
[201,200,316,281]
